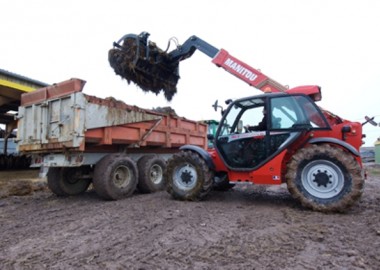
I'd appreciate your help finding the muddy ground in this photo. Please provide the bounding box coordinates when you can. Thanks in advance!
[0,166,380,270]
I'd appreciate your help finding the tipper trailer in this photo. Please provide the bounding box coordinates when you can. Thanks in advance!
[16,78,208,200]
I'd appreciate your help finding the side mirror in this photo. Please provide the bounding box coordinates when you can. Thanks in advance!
[212,100,219,112]
[212,100,224,116]
[362,116,378,126]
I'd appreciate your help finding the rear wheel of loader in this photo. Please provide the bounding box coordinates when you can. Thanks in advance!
[137,155,166,193]
[213,173,235,191]
[165,151,213,201]
[286,144,364,212]
[47,167,91,196]
[93,154,138,200]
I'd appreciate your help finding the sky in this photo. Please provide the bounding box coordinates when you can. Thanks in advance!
[1,0,380,146]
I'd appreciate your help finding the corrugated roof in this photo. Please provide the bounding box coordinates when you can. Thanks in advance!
[0,68,49,89]
[0,68,49,125]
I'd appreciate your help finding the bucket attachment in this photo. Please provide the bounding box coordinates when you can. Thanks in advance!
[108,32,180,101]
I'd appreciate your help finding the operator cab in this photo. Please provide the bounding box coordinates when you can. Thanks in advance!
[215,93,330,170]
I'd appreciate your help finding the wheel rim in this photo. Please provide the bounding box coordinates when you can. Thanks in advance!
[65,169,81,185]
[301,160,344,199]
[112,165,131,189]
[150,164,163,185]
[173,163,197,190]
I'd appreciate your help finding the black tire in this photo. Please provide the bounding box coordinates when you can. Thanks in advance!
[213,173,235,191]
[93,154,138,200]
[137,155,166,193]
[286,144,364,212]
[47,168,66,196]
[47,167,92,196]
[165,151,213,201]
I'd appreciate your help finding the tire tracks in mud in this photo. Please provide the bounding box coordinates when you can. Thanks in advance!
[0,180,379,269]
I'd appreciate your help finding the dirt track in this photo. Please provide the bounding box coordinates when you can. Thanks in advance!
[1,166,380,269]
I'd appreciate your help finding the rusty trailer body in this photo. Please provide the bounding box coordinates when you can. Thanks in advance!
[16,78,207,199]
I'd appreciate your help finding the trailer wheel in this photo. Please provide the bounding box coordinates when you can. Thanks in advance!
[165,151,213,201]
[137,155,166,193]
[47,167,91,196]
[286,144,364,212]
[47,168,66,196]
[93,154,138,200]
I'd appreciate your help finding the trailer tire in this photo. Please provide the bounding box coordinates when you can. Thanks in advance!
[286,144,364,212]
[93,154,138,200]
[137,155,166,193]
[47,168,66,196]
[165,151,213,201]
[47,167,91,196]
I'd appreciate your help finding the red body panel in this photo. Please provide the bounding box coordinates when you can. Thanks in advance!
[208,121,363,185]
[312,121,362,150]
[286,85,322,101]
[84,119,207,149]
[210,147,287,185]
[21,79,86,106]
[212,49,287,93]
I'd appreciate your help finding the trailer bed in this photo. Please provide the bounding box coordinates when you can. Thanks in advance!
[17,78,207,155]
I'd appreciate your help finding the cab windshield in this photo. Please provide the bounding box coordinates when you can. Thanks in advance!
[217,94,329,136]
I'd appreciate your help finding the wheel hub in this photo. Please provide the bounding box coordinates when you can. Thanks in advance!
[301,160,344,199]
[313,170,332,187]
[113,165,131,188]
[150,164,163,184]
[181,170,193,185]
[173,163,197,190]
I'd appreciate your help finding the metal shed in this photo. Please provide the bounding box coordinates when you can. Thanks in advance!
[0,68,48,154]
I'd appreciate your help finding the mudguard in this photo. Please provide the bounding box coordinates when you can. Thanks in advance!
[179,145,215,170]
[308,137,360,156]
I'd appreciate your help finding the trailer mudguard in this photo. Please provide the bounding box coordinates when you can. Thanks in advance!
[179,145,215,170]
[308,137,360,156]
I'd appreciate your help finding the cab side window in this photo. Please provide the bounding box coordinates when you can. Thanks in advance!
[270,95,328,130]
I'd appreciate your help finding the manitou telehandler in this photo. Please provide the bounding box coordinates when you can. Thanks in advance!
[109,32,365,212]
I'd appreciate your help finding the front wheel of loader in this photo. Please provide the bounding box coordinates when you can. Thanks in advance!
[47,167,92,196]
[286,144,364,212]
[93,154,138,200]
[165,151,213,201]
